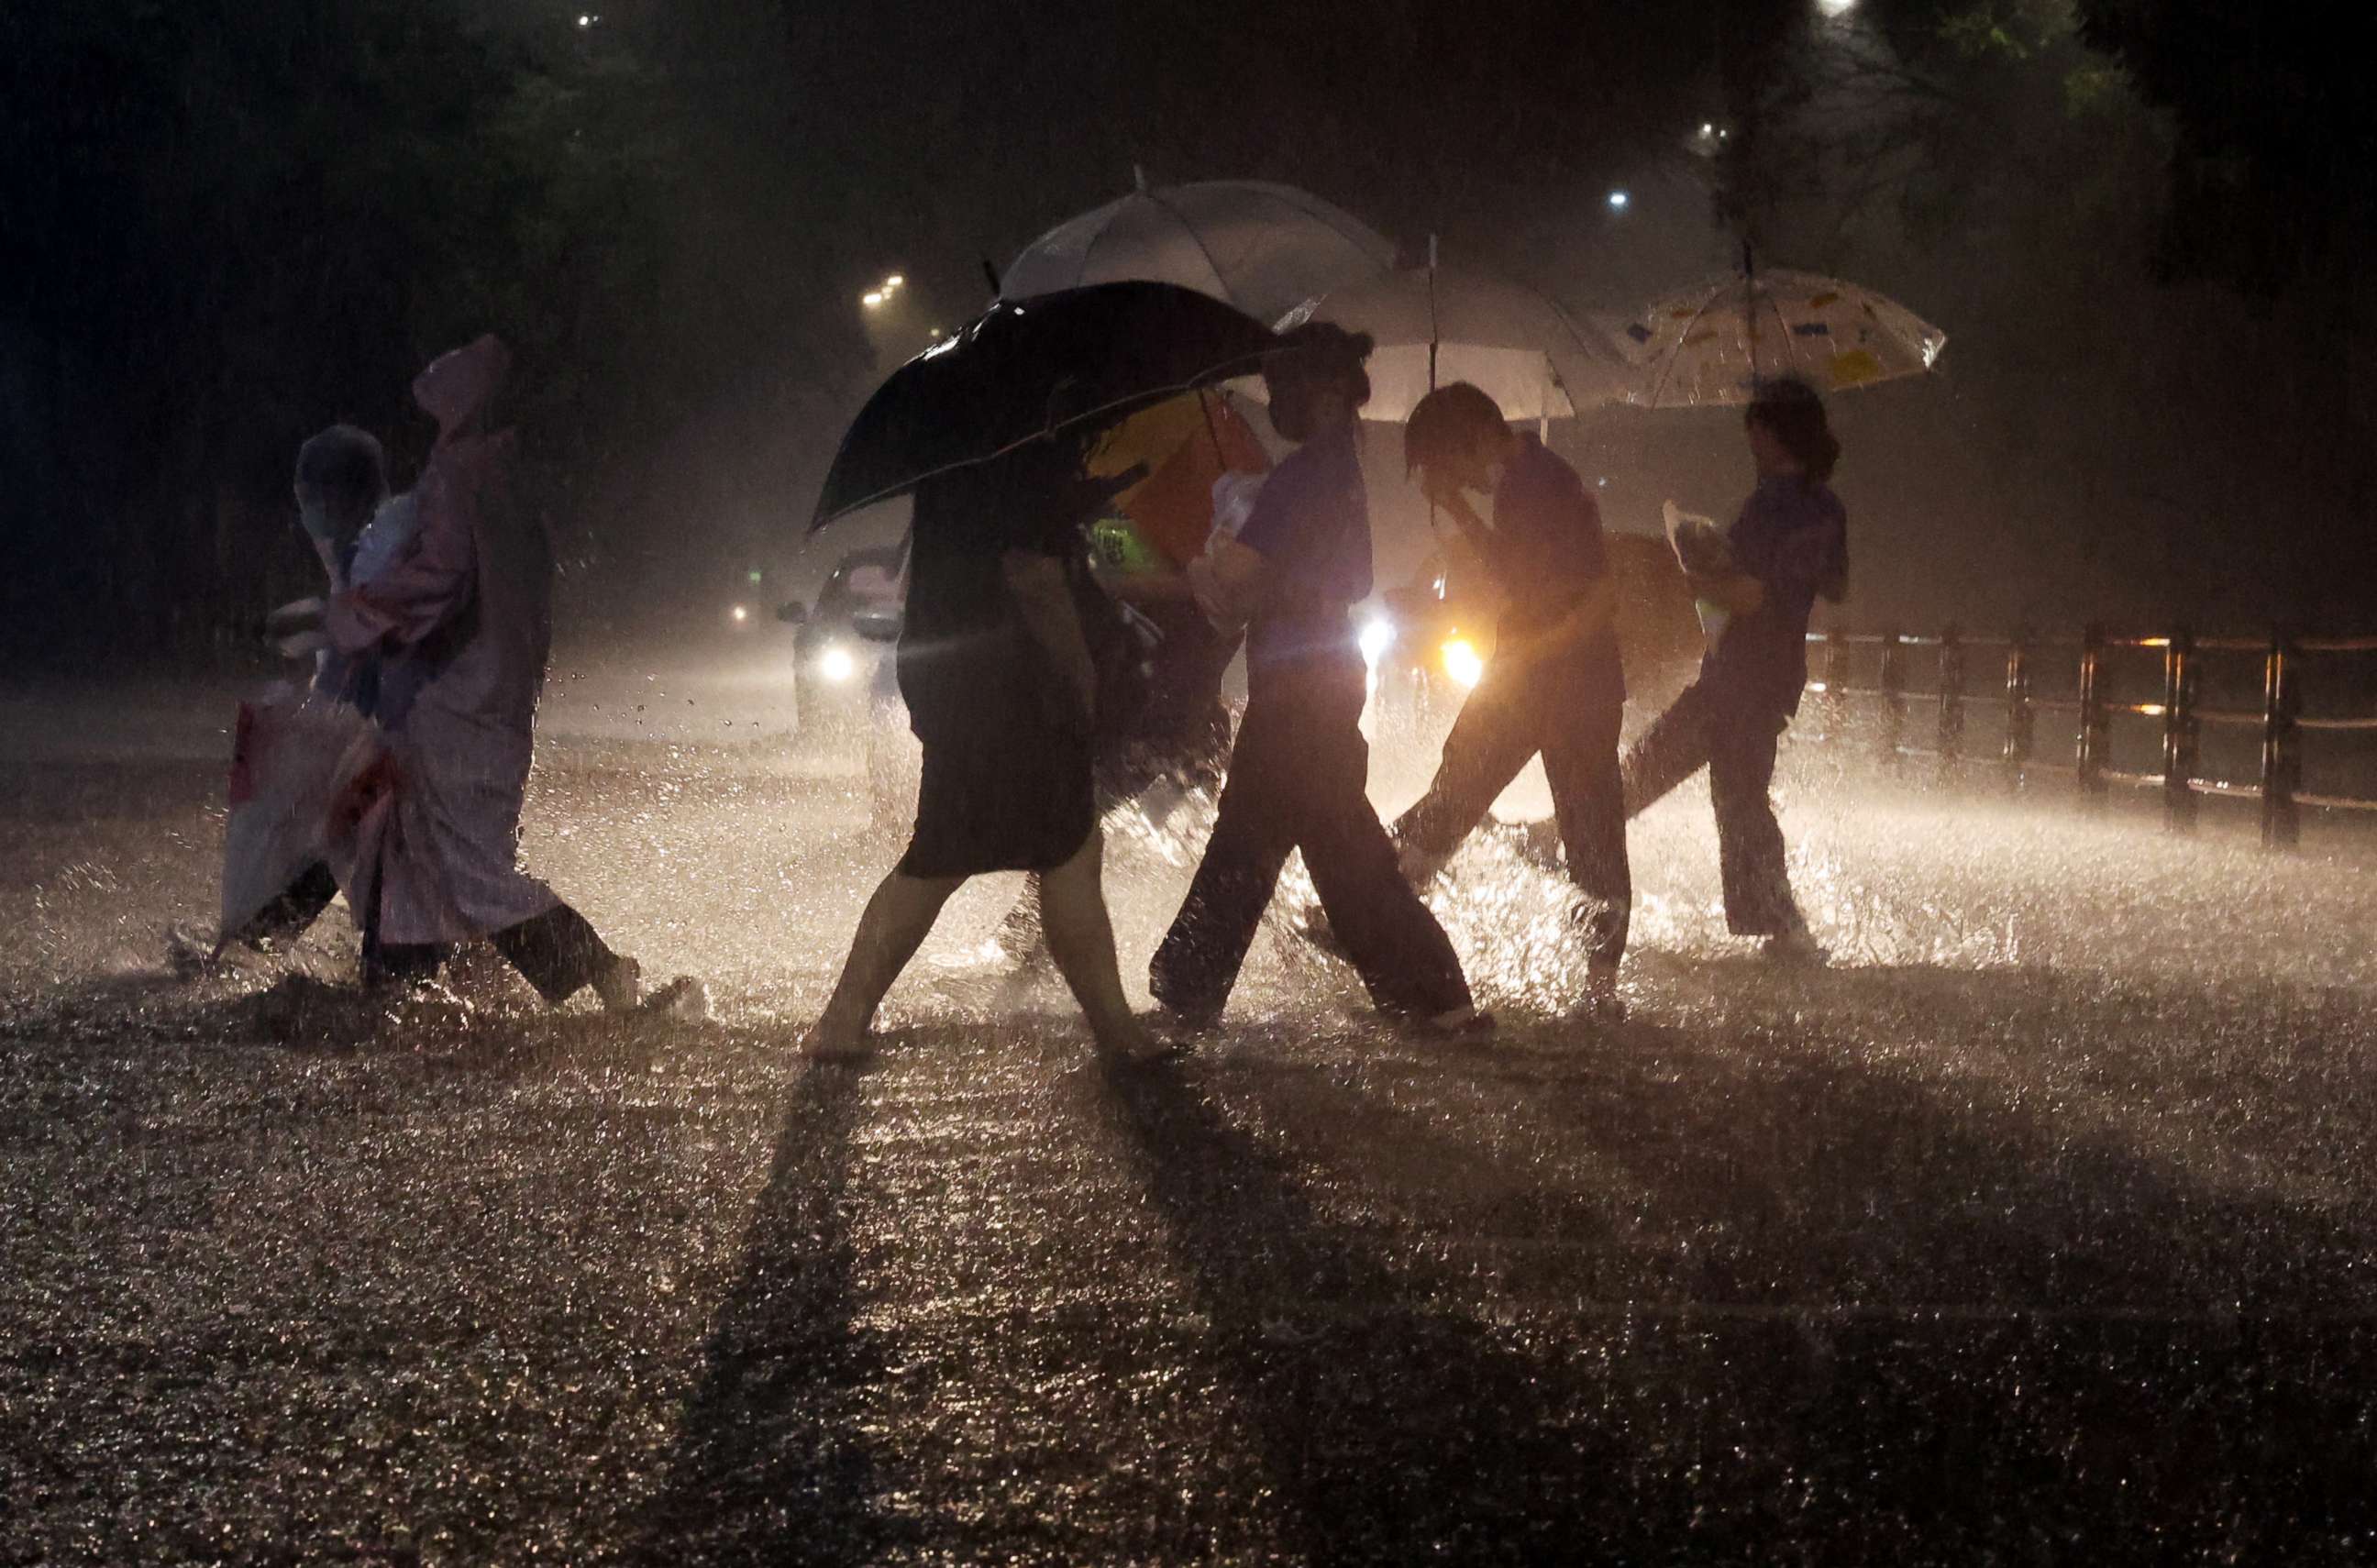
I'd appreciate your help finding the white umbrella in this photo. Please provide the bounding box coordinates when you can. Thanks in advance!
[1275,252,1631,425]
[1001,173,1398,329]
[1616,266,1947,408]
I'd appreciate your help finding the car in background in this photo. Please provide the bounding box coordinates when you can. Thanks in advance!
[1360,531,1702,734]
[779,545,904,743]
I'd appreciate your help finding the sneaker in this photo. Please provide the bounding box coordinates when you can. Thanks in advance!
[641,975,711,1021]
[592,955,643,1011]
[1412,1003,1498,1040]
[165,923,225,978]
[1761,922,1830,966]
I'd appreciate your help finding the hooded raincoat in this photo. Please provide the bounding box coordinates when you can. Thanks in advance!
[323,336,564,946]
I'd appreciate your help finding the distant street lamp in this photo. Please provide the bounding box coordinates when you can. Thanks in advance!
[1817,0,1856,14]
[1607,190,1631,211]
[577,13,596,26]
[862,292,885,309]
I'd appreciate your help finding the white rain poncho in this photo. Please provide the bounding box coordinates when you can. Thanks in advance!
[322,335,564,946]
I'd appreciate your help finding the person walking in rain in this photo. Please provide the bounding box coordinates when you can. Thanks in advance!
[210,425,393,954]
[1148,324,1484,1033]
[805,435,1166,1062]
[1620,376,1845,961]
[1385,381,1631,1015]
[290,335,692,1011]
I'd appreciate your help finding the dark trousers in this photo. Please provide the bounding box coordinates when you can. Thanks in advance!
[1151,656,1472,1021]
[1620,678,1803,937]
[370,903,617,1006]
[1393,675,1630,971]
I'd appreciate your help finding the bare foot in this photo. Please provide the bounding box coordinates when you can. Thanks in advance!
[1096,1017,1189,1066]
[798,1014,875,1062]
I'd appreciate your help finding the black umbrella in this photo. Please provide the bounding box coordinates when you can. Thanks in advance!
[810,281,1277,529]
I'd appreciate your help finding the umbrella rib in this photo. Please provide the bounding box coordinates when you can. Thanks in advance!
[1073,204,1123,292]
[1645,275,1733,409]
[1266,185,1394,268]
[1141,187,1234,304]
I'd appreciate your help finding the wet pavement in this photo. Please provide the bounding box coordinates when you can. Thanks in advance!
[5,661,2377,1564]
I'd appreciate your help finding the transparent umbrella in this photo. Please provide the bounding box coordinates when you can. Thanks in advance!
[1001,173,1398,329]
[1615,264,1947,408]
[1274,251,1631,425]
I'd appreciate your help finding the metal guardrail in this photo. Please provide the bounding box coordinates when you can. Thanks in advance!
[1804,626,2377,848]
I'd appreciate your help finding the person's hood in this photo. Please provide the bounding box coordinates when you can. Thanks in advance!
[412,334,513,438]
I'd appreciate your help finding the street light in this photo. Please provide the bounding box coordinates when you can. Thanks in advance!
[884,274,905,289]
[1817,0,1856,14]
[1607,190,1630,211]
[862,291,884,309]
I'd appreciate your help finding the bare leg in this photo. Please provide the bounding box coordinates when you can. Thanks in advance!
[805,869,964,1056]
[1037,828,1164,1059]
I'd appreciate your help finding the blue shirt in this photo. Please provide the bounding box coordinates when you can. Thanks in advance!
[1236,424,1372,671]
[1488,433,1623,706]
[1703,474,1847,717]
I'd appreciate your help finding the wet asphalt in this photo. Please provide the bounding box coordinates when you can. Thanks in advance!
[5,666,2377,1564]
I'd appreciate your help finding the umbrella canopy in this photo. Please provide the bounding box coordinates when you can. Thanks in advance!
[1616,269,1947,408]
[1275,265,1632,423]
[1002,178,1398,328]
[811,282,1277,529]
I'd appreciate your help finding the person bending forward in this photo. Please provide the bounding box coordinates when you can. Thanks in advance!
[1392,381,1631,1014]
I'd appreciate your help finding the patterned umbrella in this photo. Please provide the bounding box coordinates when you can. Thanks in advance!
[1616,268,1947,408]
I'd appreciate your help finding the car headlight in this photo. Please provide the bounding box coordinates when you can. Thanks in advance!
[1440,635,1485,690]
[817,644,857,683]
[1357,614,1396,669]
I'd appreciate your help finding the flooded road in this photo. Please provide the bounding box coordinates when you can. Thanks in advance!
[5,653,2376,1563]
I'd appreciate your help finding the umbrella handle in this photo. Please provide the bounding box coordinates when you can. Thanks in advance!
[1426,233,1441,393]
[1742,239,1757,386]
[1195,389,1226,467]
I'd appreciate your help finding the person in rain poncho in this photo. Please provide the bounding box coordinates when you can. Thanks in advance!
[293,425,390,706]
[1147,325,1483,1033]
[1620,376,1846,962]
[213,425,393,954]
[307,335,686,1010]
[805,435,1165,1062]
